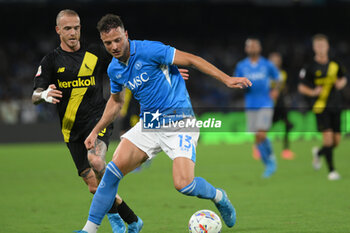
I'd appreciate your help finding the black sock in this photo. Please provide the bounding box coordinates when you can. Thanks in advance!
[117,200,138,224]
[323,146,335,172]
[108,198,119,214]
[317,146,326,156]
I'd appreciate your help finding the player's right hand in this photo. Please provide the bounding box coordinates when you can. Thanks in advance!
[85,132,98,150]
[225,77,252,89]
[313,86,323,96]
[42,84,62,104]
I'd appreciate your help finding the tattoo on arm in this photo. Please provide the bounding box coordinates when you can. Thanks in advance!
[80,168,92,178]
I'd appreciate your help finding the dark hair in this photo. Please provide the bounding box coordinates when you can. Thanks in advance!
[245,37,261,44]
[97,14,124,33]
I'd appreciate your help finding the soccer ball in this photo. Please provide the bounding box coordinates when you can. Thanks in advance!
[188,209,222,233]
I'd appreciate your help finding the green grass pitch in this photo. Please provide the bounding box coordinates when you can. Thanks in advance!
[1,138,350,233]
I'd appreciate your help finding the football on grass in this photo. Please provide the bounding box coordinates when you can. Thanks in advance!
[188,209,222,233]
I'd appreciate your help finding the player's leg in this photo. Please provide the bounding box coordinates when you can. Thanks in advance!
[324,111,342,180]
[67,140,125,233]
[247,110,261,160]
[313,112,333,173]
[253,109,276,177]
[164,129,236,228]
[281,107,294,160]
[81,138,147,232]
[172,157,236,228]
[87,137,139,232]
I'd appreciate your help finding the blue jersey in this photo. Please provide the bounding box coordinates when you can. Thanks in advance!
[235,57,280,109]
[108,40,193,122]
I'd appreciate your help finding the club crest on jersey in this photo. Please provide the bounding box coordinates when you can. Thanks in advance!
[116,73,122,79]
[135,61,142,70]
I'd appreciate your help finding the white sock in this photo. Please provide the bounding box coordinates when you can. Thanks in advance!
[82,220,99,233]
[213,189,223,203]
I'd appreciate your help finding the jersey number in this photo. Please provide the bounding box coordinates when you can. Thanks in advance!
[178,134,192,151]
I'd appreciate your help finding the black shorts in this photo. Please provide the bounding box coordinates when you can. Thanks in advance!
[316,110,341,132]
[66,123,113,176]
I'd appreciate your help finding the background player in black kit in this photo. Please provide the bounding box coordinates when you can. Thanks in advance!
[298,34,347,181]
[32,9,143,233]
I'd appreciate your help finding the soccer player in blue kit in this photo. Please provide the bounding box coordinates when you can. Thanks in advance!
[75,14,251,233]
[234,37,281,178]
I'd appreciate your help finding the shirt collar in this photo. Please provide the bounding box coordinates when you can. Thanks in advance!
[117,40,136,66]
[130,40,136,56]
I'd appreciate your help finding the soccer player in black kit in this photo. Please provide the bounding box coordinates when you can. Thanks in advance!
[32,9,143,233]
[298,34,347,181]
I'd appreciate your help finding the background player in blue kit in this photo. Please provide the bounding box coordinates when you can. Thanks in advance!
[234,37,281,178]
[75,14,251,233]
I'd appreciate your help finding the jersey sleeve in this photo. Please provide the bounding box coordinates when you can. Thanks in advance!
[33,53,54,90]
[110,79,123,94]
[107,65,123,94]
[145,41,175,65]
[269,61,280,81]
[299,65,314,87]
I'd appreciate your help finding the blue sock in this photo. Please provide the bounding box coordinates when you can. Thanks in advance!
[178,177,216,199]
[88,162,123,225]
[257,140,269,165]
[263,138,273,156]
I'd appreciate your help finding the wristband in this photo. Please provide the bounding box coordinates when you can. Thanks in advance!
[41,87,54,103]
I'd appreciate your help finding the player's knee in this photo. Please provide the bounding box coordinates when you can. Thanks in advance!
[174,177,193,191]
[89,155,105,172]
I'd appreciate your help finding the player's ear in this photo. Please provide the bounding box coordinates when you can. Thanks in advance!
[55,25,60,35]
[125,30,128,39]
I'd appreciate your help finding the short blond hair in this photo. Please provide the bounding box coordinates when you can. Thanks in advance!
[56,9,79,25]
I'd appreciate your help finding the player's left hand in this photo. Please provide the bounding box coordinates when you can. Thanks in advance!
[225,77,252,89]
[179,68,189,80]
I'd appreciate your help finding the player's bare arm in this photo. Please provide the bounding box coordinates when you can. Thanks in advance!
[298,83,322,97]
[173,50,251,89]
[85,91,125,150]
[32,84,62,105]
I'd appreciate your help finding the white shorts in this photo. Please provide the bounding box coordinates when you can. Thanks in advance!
[121,121,200,162]
[246,108,273,132]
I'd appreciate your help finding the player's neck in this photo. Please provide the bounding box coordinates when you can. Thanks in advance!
[119,45,130,64]
[60,42,81,52]
[314,54,328,64]
[249,55,260,63]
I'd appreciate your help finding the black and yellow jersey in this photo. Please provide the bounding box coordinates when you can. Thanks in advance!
[33,44,111,142]
[299,59,347,114]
